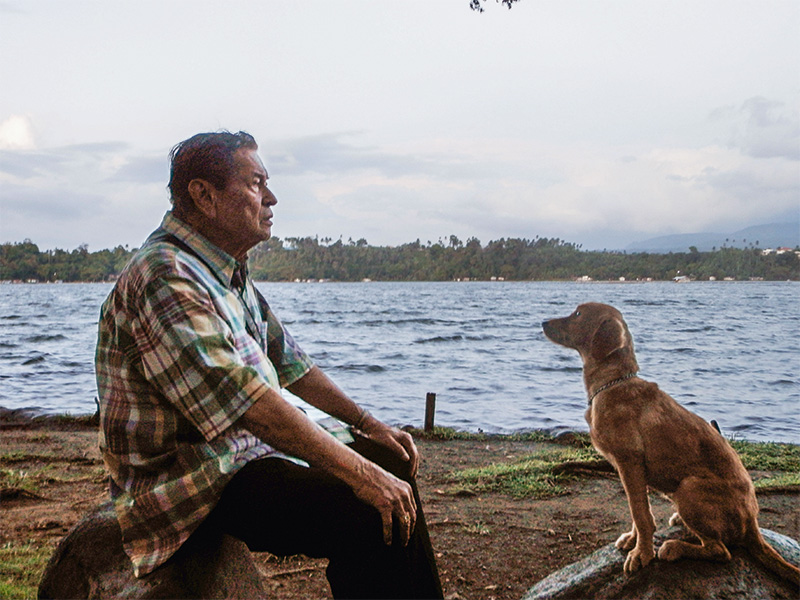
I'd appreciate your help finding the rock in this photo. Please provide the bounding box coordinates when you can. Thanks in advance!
[38,501,267,599]
[523,526,800,600]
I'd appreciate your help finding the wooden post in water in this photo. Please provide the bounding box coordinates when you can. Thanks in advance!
[424,393,436,432]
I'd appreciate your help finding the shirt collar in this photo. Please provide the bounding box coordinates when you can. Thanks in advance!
[151,211,246,289]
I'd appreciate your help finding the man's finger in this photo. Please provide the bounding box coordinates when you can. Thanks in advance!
[403,437,420,477]
[382,510,393,545]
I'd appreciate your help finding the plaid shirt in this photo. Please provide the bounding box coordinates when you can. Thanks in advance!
[95,212,314,576]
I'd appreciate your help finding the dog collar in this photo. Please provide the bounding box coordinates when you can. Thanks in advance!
[588,372,638,405]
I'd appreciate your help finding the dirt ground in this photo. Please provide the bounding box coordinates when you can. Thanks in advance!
[1,417,798,600]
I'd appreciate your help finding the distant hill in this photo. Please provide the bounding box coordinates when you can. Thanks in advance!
[625,222,800,253]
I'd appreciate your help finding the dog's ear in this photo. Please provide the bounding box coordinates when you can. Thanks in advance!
[590,317,629,360]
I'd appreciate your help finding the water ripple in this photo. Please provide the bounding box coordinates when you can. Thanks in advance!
[1,281,798,444]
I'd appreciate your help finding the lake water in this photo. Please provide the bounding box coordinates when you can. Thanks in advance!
[1,281,798,444]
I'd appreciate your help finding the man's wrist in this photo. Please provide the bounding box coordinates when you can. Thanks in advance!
[354,407,371,430]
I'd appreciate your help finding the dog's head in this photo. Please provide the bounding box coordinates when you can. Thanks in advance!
[542,302,635,366]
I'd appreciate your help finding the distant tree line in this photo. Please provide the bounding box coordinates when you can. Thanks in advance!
[1,240,132,282]
[3,236,798,283]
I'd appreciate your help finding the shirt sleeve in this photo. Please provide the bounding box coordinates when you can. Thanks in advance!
[134,271,271,442]
[256,291,315,388]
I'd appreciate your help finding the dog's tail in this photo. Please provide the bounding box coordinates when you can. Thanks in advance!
[744,524,800,588]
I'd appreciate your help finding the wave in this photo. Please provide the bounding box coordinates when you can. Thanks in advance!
[333,363,387,373]
[768,379,797,386]
[679,326,715,333]
[22,355,46,365]
[360,318,454,327]
[538,366,583,373]
[622,299,682,306]
[414,335,464,344]
[24,334,68,343]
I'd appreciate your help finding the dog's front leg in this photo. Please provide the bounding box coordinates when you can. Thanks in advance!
[616,462,656,574]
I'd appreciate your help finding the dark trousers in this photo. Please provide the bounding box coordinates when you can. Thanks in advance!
[204,433,443,599]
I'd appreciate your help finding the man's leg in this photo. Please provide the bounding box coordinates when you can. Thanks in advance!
[346,432,442,597]
[205,436,442,599]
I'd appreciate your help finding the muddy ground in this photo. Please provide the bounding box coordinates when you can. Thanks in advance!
[1,417,798,600]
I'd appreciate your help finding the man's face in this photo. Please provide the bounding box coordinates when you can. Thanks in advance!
[211,147,277,257]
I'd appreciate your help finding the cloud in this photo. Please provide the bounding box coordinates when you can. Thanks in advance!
[0,115,36,150]
[0,139,170,249]
[263,131,799,249]
[113,154,169,184]
[263,132,483,181]
[711,97,800,161]
[3,110,797,252]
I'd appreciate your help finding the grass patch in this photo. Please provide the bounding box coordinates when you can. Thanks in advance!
[449,446,603,499]
[729,440,800,472]
[0,541,53,600]
[0,453,101,467]
[0,468,39,495]
[407,426,593,446]
[0,453,57,465]
[753,471,800,493]
[408,426,555,442]
[446,437,798,499]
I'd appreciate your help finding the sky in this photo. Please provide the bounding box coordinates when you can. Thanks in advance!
[1,0,798,252]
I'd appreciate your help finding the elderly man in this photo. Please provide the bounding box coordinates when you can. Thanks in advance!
[95,131,442,599]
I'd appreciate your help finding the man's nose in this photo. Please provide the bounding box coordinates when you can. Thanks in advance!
[263,187,277,205]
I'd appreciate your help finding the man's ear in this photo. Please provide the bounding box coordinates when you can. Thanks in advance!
[590,317,629,360]
[187,179,218,219]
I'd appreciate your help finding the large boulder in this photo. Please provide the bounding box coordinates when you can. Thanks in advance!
[524,526,800,600]
[38,501,267,599]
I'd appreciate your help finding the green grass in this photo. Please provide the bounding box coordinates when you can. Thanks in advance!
[408,426,593,446]
[0,453,58,465]
[0,468,39,495]
[753,471,800,491]
[449,446,603,499]
[0,541,53,600]
[445,436,799,499]
[730,440,800,472]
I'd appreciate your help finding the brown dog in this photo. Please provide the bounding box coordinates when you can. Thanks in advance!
[542,302,799,585]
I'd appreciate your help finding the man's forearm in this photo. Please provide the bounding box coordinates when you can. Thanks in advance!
[241,385,364,481]
[286,365,420,475]
[286,366,369,428]
[239,385,418,545]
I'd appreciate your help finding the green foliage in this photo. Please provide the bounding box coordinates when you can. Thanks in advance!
[2,237,798,282]
[247,236,799,282]
[0,240,132,282]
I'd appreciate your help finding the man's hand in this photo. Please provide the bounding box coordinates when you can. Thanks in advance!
[241,388,419,546]
[349,460,418,546]
[359,416,420,478]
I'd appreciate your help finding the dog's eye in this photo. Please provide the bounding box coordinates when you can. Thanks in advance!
[574,310,581,317]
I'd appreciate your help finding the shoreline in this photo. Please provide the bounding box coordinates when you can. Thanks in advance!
[2,406,799,447]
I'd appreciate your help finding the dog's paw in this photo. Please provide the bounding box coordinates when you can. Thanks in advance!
[668,512,684,528]
[615,530,637,551]
[624,546,655,574]
[658,540,683,561]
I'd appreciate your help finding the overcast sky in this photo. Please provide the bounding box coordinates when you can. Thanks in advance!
[1,0,798,252]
